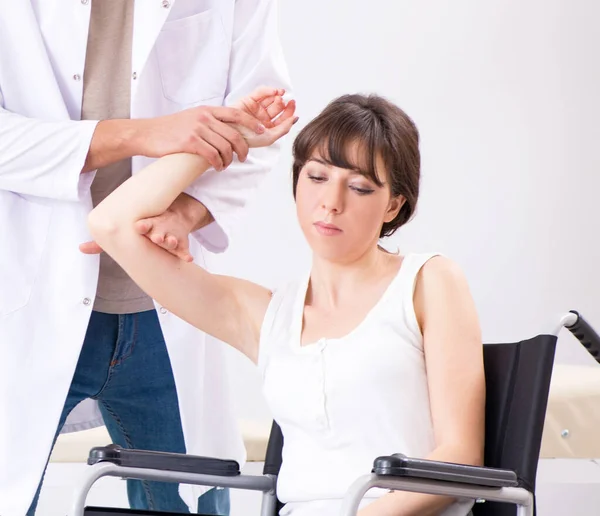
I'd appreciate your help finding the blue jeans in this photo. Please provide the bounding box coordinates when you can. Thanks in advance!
[27,310,230,515]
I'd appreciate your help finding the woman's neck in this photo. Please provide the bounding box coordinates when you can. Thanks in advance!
[308,246,399,311]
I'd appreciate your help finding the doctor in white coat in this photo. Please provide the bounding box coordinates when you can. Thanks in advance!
[0,0,291,515]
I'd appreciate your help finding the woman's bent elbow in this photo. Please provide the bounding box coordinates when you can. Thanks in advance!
[87,209,120,242]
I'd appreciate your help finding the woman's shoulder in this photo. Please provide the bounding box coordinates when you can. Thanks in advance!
[411,253,466,284]
[397,252,468,299]
[261,270,308,328]
[270,270,309,300]
[394,252,443,280]
[412,253,473,315]
[257,271,308,372]
[399,253,473,335]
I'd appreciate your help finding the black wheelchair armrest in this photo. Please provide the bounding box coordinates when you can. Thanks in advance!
[88,445,240,477]
[373,454,518,488]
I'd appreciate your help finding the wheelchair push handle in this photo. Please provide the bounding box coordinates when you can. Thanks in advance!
[565,310,600,363]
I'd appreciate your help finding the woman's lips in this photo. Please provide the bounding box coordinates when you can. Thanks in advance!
[314,221,342,236]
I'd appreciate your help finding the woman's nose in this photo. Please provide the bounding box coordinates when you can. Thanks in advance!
[320,182,344,214]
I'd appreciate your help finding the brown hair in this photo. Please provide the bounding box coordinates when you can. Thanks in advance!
[292,94,420,238]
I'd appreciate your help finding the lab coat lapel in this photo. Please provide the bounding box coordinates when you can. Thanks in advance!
[132,0,176,90]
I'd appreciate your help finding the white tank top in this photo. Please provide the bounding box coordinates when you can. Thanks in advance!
[258,253,474,516]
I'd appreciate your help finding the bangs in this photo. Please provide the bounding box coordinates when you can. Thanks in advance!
[291,93,420,238]
[294,109,387,187]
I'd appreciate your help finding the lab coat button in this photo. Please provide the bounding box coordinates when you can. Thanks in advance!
[159,307,167,314]
[82,298,91,306]
[81,0,89,5]
[73,74,81,81]
[162,0,171,8]
[132,72,137,80]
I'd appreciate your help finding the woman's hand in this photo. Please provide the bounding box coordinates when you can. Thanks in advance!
[230,86,298,149]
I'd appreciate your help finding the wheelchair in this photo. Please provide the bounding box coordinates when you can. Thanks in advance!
[69,310,600,516]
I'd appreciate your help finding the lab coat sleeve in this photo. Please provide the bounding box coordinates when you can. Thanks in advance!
[184,0,293,253]
[0,91,99,202]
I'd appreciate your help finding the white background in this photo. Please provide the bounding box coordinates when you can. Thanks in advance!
[204,0,600,422]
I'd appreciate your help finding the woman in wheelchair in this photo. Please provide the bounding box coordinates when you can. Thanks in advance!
[88,88,486,516]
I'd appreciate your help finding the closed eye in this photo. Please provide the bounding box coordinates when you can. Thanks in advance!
[307,173,375,194]
[350,185,375,195]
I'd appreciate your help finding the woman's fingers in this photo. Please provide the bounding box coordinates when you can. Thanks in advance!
[273,99,297,127]
[248,86,285,104]
[240,86,289,126]
[266,96,286,119]
[270,114,299,140]
[223,93,297,148]
[238,96,273,128]
[248,114,299,148]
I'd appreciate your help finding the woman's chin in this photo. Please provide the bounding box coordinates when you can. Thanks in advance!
[301,226,361,263]
[306,240,354,264]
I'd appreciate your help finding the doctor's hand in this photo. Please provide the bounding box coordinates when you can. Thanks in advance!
[133,192,209,263]
[80,193,211,262]
[133,103,268,172]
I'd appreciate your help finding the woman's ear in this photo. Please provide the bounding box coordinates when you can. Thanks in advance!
[384,195,406,223]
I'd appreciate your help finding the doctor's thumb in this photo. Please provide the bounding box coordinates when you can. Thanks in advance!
[79,241,103,254]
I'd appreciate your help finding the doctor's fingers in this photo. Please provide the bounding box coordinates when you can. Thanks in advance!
[136,219,167,245]
[195,127,236,169]
[209,118,250,162]
[210,106,267,134]
[137,220,179,251]
[160,235,193,262]
[163,234,179,250]
[135,219,153,235]
[190,134,227,171]
[148,233,192,262]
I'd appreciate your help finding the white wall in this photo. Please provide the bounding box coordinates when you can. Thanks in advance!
[204,0,600,422]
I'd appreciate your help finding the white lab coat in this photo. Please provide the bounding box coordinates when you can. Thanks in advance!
[0,0,291,514]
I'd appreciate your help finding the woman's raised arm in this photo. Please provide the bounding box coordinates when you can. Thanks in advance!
[87,90,297,362]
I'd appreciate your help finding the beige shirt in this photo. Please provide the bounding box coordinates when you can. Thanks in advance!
[82,0,154,314]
